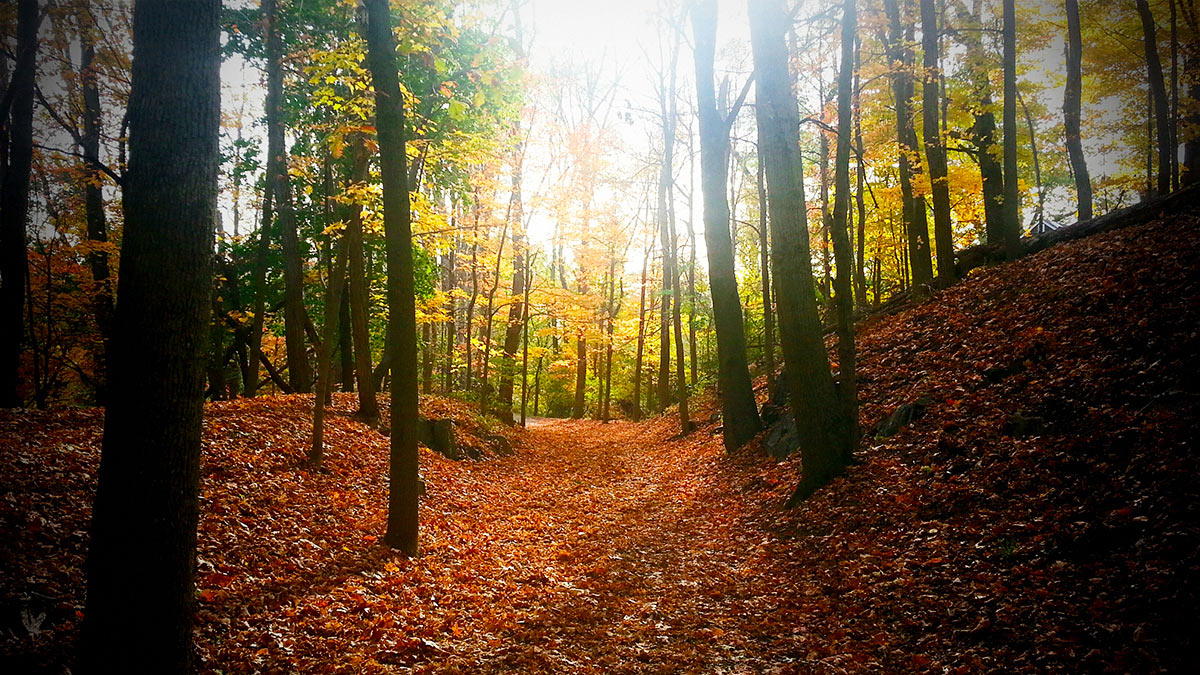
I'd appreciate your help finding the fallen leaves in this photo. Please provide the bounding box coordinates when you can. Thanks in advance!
[2,209,1199,673]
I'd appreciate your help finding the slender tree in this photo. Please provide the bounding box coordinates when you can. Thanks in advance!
[1001,0,1022,258]
[749,0,851,502]
[1136,0,1173,197]
[264,0,311,392]
[693,0,761,448]
[920,0,956,285]
[363,0,420,556]
[882,0,935,289]
[309,236,349,467]
[832,0,860,443]
[1063,0,1093,221]
[78,1,220,671]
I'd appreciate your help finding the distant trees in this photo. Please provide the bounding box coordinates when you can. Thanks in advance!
[78,1,220,671]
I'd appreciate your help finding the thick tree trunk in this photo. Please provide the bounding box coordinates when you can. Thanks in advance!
[78,2,219,671]
[1064,0,1093,221]
[1137,0,1173,197]
[749,0,849,502]
[364,0,420,557]
[921,0,956,285]
[693,0,761,448]
[0,0,37,408]
[882,0,935,289]
[345,138,379,423]
[265,0,311,393]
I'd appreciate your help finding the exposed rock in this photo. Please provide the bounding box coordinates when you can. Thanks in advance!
[486,434,513,456]
[764,411,799,459]
[874,395,934,438]
[1004,413,1046,438]
[417,417,460,460]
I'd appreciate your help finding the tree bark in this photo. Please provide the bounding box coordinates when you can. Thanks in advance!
[1064,0,1093,221]
[309,234,349,467]
[1001,0,1022,257]
[755,155,776,396]
[265,0,311,393]
[80,29,114,395]
[832,0,860,445]
[1137,0,1173,197]
[345,138,379,423]
[78,2,219,671]
[363,0,420,556]
[572,332,586,418]
[749,0,849,502]
[693,0,761,448]
[921,0,956,285]
[882,0,935,289]
[0,0,37,407]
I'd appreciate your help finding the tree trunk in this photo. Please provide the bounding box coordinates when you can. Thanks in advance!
[78,2,219,671]
[572,332,586,418]
[1064,0,1093,221]
[882,0,935,289]
[309,235,349,467]
[1001,0,1022,257]
[81,31,114,396]
[1137,0,1173,197]
[633,230,651,421]
[756,156,776,396]
[498,140,525,424]
[345,138,379,423]
[693,0,761,448]
[0,0,37,408]
[853,38,869,305]
[338,278,353,392]
[364,0,420,557]
[832,0,860,447]
[748,0,849,502]
[656,29,679,414]
[265,0,311,393]
[921,0,956,285]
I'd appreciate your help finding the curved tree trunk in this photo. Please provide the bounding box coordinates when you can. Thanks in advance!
[1137,0,1173,197]
[693,0,761,448]
[1064,0,1093,221]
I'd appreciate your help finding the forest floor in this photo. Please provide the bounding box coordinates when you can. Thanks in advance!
[3,204,1200,673]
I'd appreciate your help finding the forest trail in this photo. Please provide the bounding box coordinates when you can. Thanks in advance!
[434,416,795,672]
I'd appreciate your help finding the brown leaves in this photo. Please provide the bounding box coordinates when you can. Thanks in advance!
[3,210,1199,672]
